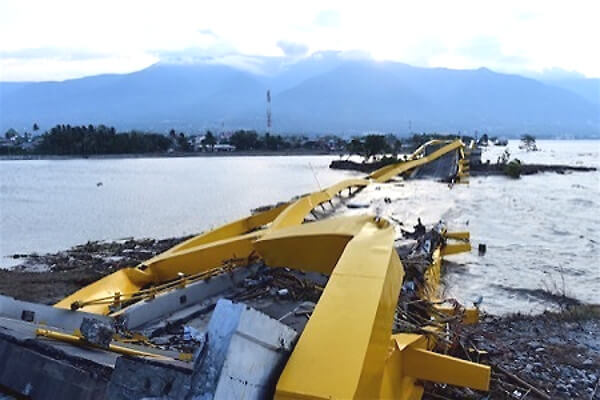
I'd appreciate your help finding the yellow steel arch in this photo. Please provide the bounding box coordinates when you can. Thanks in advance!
[270,178,368,229]
[56,140,465,314]
[272,216,404,399]
[52,138,490,398]
[370,140,464,183]
[55,204,289,313]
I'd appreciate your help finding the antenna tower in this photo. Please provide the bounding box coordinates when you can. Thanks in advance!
[266,90,272,134]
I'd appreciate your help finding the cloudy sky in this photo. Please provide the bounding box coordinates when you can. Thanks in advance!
[1,0,598,81]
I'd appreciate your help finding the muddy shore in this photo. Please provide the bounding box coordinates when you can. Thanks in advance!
[0,236,190,304]
[2,237,598,399]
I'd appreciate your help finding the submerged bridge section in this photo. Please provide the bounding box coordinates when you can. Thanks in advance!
[0,140,485,399]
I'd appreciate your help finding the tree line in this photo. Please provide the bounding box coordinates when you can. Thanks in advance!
[36,125,172,155]
[2,123,474,159]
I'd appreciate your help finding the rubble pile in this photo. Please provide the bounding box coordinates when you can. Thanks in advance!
[424,306,600,399]
[0,236,191,304]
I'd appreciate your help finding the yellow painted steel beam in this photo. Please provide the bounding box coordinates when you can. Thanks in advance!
[55,267,154,314]
[434,305,480,325]
[55,204,289,314]
[254,215,373,274]
[275,217,404,399]
[420,247,443,302]
[379,334,428,400]
[444,231,470,241]
[56,232,262,314]
[144,231,261,282]
[270,179,368,230]
[441,242,472,256]
[380,333,490,397]
[371,140,464,183]
[144,202,289,260]
[36,328,168,359]
[403,346,490,391]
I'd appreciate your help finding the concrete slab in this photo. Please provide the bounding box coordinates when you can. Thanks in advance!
[189,299,298,400]
[105,356,193,400]
[0,319,114,400]
[114,264,260,330]
[0,294,113,333]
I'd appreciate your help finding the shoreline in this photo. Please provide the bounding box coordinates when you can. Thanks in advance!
[0,149,337,161]
[2,235,598,399]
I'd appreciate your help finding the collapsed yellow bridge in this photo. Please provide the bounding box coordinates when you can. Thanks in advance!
[50,139,487,399]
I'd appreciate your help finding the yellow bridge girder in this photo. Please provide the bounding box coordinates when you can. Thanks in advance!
[273,216,404,399]
[55,204,290,314]
[270,178,369,229]
[370,140,464,183]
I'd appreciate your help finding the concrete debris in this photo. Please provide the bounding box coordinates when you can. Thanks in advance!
[106,357,193,400]
[0,298,300,400]
[0,294,113,333]
[183,326,205,343]
[80,317,115,348]
[189,299,297,400]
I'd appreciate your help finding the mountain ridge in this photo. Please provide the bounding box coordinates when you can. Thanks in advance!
[1,55,598,137]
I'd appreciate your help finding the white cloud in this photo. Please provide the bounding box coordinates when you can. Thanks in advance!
[0,0,598,81]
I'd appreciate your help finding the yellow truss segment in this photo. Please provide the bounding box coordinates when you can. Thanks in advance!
[371,140,464,183]
[379,334,490,397]
[270,179,368,230]
[445,231,470,240]
[275,218,404,399]
[254,215,374,274]
[36,328,168,359]
[54,204,290,314]
[55,267,153,314]
[441,242,472,256]
[143,202,289,261]
[56,232,262,315]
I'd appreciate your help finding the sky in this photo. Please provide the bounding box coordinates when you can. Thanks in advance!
[0,0,599,81]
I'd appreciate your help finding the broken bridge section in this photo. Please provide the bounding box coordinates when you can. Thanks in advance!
[0,139,488,399]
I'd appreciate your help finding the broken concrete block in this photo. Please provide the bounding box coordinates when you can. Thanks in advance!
[189,299,298,400]
[80,317,114,348]
[105,356,193,400]
[0,329,111,400]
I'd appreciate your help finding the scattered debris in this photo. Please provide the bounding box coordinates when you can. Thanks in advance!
[424,305,600,399]
[0,236,192,304]
[346,202,369,209]
[80,317,114,348]
[478,243,487,256]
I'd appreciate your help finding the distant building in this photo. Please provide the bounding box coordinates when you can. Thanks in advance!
[190,136,236,152]
[191,136,204,151]
[213,144,236,152]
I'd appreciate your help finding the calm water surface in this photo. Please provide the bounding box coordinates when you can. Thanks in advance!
[0,155,357,265]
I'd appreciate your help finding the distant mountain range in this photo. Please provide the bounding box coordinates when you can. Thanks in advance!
[1,52,599,137]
